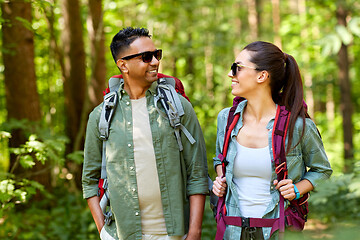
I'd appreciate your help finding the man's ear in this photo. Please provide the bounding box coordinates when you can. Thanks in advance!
[117,59,128,73]
[257,70,269,83]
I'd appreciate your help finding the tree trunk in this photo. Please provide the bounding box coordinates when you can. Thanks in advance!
[247,0,258,40]
[87,0,106,108]
[61,0,87,189]
[60,0,87,153]
[298,0,314,117]
[72,0,107,153]
[1,1,51,192]
[271,0,282,48]
[336,4,354,173]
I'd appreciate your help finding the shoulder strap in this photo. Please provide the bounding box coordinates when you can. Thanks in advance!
[214,97,244,240]
[271,105,291,236]
[217,96,244,175]
[98,77,122,179]
[97,77,121,226]
[272,105,291,180]
[154,77,195,151]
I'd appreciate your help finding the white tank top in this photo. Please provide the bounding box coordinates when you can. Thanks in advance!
[232,142,272,218]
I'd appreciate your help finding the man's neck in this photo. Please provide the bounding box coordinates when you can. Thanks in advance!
[123,80,151,99]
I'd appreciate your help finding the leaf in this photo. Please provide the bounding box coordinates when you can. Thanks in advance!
[335,25,353,45]
[67,151,84,164]
[321,34,342,55]
[348,17,360,37]
[0,131,11,139]
[19,155,35,168]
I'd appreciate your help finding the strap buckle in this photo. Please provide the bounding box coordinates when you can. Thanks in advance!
[242,217,250,228]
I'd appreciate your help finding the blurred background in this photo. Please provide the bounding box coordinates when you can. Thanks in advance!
[0,0,359,239]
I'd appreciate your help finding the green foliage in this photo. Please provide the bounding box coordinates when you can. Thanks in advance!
[309,162,360,222]
[0,123,69,220]
[0,131,11,171]
[9,133,67,169]
[0,177,44,219]
[0,188,98,240]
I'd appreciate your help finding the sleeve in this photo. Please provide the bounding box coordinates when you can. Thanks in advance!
[301,118,333,188]
[82,107,103,199]
[179,98,208,196]
[213,108,228,169]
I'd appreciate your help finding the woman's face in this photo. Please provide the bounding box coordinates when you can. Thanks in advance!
[228,49,261,97]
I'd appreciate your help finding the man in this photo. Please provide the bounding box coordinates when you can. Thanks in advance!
[82,27,208,240]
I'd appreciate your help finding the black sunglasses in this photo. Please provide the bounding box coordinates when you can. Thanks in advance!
[121,49,162,63]
[230,62,258,76]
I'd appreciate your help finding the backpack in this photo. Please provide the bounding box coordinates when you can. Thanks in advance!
[97,73,195,225]
[214,96,309,240]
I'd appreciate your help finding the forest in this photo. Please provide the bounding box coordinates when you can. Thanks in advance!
[0,0,360,239]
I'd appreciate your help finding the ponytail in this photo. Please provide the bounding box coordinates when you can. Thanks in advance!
[281,53,308,153]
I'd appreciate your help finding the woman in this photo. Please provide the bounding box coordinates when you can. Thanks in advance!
[212,41,332,240]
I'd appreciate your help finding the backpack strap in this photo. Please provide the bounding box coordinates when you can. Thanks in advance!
[214,98,243,240]
[215,103,291,240]
[97,77,121,226]
[271,105,291,238]
[154,77,196,151]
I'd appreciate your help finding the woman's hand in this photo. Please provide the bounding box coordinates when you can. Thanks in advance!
[273,179,296,201]
[212,177,227,197]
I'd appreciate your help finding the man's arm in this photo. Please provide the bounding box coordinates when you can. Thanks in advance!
[186,194,206,240]
[87,196,105,234]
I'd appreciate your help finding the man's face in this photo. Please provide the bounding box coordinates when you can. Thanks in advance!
[119,37,160,88]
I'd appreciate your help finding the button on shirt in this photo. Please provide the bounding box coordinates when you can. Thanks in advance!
[213,100,333,240]
[82,81,208,240]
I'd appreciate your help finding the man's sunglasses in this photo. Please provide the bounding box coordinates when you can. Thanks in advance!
[230,62,258,76]
[121,49,162,63]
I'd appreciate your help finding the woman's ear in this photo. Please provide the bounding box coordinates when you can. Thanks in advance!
[257,70,269,83]
[117,59,128,73]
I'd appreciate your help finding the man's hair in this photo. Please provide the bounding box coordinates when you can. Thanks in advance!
[110,27,151,63]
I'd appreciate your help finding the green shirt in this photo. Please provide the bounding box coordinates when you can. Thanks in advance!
[82,81,208,240]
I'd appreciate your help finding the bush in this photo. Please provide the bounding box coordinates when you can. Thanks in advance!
[309,162,360,222]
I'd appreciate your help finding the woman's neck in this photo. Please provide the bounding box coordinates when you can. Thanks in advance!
[244,91,276,123]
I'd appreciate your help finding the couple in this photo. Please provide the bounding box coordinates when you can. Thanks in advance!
[82,27,332,240]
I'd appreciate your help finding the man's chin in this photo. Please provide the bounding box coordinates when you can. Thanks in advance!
[147,74,158,82]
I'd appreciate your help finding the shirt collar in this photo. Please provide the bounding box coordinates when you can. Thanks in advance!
[117,78,158,99]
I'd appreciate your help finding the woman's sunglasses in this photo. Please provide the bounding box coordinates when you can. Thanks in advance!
[121,49,162,63]
[230,62,258,76]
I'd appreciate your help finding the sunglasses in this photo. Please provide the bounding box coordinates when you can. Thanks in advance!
[230,62,258,76]
[121,49,162,63]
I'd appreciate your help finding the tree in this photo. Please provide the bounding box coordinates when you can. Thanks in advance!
[336,2,354,173]
[60,0,87,188]
[60,0,87,153]
[1,0,51,191]
[87,0,106,109]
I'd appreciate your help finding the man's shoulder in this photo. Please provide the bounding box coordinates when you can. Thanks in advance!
[88,103,103,121]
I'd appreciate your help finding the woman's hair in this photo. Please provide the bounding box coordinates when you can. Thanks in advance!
[244,41,309,152]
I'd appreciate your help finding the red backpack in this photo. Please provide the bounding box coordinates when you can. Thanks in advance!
[215,96,309,240]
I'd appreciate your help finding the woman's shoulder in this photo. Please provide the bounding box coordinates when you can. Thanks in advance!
[294,116,317,129]
[217,107,231,119]
[293,116,320,137]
